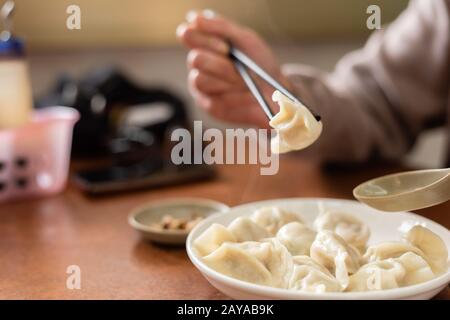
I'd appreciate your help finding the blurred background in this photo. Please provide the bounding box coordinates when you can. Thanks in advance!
[9,0,447,167]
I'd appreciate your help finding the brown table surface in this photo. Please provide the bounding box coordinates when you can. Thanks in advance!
[0,157,449,300]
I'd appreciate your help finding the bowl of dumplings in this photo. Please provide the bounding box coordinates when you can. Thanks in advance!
[186,198,450,300]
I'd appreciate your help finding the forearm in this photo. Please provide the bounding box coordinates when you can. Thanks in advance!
[283,64,412,164]
[282,0,449,164]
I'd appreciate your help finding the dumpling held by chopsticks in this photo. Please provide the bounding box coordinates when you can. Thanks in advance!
[269,90,322,154]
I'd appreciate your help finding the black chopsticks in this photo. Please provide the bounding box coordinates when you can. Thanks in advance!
[233,59,275,119]
[229,45,321,122]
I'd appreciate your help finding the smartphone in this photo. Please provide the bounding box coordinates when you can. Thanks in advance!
[73,159,215,195]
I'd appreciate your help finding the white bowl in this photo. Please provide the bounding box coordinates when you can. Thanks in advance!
[186,198,450,300]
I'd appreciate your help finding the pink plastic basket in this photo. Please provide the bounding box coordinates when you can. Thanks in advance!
[0,107,79,203]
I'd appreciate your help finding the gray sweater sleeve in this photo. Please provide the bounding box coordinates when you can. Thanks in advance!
[283,0,450,163]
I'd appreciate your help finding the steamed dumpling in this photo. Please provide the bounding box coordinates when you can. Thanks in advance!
[202,243,272,286]
[347,252,435,291]
[364,226,448,276]
[403,225,448,274]
[237,239,294,288]
[194,223,236,257]
[363,241,426,264]
[251,206,302,235]
[292,255,333,274]
[347,259,406,292]
[314,211,370,252]
[289,256,341,292]
[269,90,322,154]
[228,217,269,242]
[276,222,317,255]
[310,231,361,289]
[362,240,441,282]
[203,239,294,288]
[395,252,435,286]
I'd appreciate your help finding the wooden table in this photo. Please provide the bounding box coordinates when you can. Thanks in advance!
[0,157,448,299]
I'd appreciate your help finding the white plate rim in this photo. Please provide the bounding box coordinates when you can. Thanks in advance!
[186,197,450,299]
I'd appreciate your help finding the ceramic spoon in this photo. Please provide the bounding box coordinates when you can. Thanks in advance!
[353,168,450,212]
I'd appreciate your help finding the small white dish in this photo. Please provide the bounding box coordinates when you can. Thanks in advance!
[129,197,229,245]
[186,198,450,300]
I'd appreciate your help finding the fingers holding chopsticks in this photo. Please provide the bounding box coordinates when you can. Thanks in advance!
[188,68,245,94]
[187,10,256,49]
[177,10,287,128]
[187,49,243,85]
[177,23,229,55]
[179,11,248,95]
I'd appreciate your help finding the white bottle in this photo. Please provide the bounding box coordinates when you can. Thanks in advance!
[0,1,32,129]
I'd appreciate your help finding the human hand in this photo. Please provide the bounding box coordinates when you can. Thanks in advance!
[177,10,292,128]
